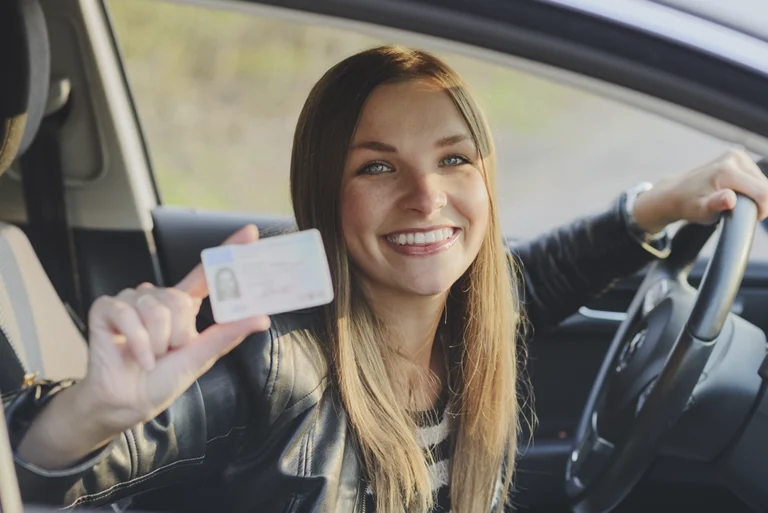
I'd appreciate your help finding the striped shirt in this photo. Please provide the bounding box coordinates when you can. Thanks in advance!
[363,390,506,512]
[364,389,454,512]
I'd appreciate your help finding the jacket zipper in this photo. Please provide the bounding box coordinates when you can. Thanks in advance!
[357,480,366,513]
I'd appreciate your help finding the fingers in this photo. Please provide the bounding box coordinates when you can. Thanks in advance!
[167,315,271,378]
[94,283,200,370]
[135,294,172,356]
[704,189,737,215]
[91,296,155,371]
[176,224,259,299]
[130,286,197,352]
[712,149,768,219]
[87,225,262,379]
[153,288,197,349]
[731,148,766,181]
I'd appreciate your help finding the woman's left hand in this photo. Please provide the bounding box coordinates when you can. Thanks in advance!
[632,149,768,235]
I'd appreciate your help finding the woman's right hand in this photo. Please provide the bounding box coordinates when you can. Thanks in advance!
[16,225,269,470]
[81,224,271,432]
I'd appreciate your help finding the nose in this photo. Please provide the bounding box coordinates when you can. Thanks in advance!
[399,169,447,216]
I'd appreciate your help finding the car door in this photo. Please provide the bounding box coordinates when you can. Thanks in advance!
[97,0,768,511]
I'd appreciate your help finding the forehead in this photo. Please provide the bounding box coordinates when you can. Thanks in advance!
[353,79,471,141]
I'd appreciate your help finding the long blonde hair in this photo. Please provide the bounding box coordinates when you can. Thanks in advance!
[290,45,523,513]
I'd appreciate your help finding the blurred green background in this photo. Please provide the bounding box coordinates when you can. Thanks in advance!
[106,0,573,214]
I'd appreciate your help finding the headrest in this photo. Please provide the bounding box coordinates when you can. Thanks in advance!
[0,0,50,175]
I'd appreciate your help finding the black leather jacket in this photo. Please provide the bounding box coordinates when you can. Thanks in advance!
[5,197,665,512]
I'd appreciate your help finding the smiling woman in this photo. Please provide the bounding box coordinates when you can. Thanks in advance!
[7,37,768,513]
[288,46,520,512]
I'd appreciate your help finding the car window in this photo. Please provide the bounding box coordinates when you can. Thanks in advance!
[105,0,768,260]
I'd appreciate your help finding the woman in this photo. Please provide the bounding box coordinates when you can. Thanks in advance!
[214,267,241,301]
[6,46,768,513]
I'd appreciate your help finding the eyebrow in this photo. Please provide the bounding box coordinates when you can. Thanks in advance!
[436,134,472,147]
[350,133,473,152]
[350,140,397,152]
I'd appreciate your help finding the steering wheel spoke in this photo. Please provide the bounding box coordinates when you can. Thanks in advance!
[568,412,616,494]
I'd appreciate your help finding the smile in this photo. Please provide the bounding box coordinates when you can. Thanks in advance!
[385,227,455,245]
[382,227,460,256]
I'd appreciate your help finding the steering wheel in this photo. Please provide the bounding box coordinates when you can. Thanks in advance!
[565,193,758,513]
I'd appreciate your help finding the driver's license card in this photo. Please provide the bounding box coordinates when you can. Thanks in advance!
[201,228,334,323]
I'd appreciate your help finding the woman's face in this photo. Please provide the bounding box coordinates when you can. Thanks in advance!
[217,270,239,299]
[341,79,490,300]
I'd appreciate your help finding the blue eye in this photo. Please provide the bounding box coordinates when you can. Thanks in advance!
[358,162,393,175]
[440,154,469,167]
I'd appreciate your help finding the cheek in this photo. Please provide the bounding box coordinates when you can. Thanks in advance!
[456,172,490,237]
[340,182,384,251]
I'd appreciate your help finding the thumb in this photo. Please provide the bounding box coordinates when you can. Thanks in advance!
[176,224,259,299]
[705,189,737,215]
[166,315,271,378]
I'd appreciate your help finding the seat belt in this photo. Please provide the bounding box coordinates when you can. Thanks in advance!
[19,98,85,332]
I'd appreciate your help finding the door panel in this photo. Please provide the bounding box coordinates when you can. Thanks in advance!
[151,205,764,511]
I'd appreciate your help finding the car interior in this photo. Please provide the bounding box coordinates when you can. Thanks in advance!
[2,0,768,512]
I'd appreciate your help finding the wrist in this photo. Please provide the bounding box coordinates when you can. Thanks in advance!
[70,380,114,431]
[16,381,120,469]
[75,378,136,435]
[631,182,676,235]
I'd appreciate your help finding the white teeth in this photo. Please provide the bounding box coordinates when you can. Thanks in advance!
[387,228,455,246]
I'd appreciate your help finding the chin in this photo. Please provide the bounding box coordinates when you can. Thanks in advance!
[398,277,456,297]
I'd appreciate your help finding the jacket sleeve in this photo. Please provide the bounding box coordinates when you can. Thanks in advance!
[511,194,667,336]
[3,326,277,509]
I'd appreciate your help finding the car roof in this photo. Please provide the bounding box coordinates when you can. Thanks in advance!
[240,0,768,82]
[542,0,768,77]
[653,0,768,42]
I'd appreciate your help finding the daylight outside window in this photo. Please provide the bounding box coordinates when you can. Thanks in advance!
[106,0,768,258]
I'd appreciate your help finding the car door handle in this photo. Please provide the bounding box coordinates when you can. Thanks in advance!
[578,306,627,322]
